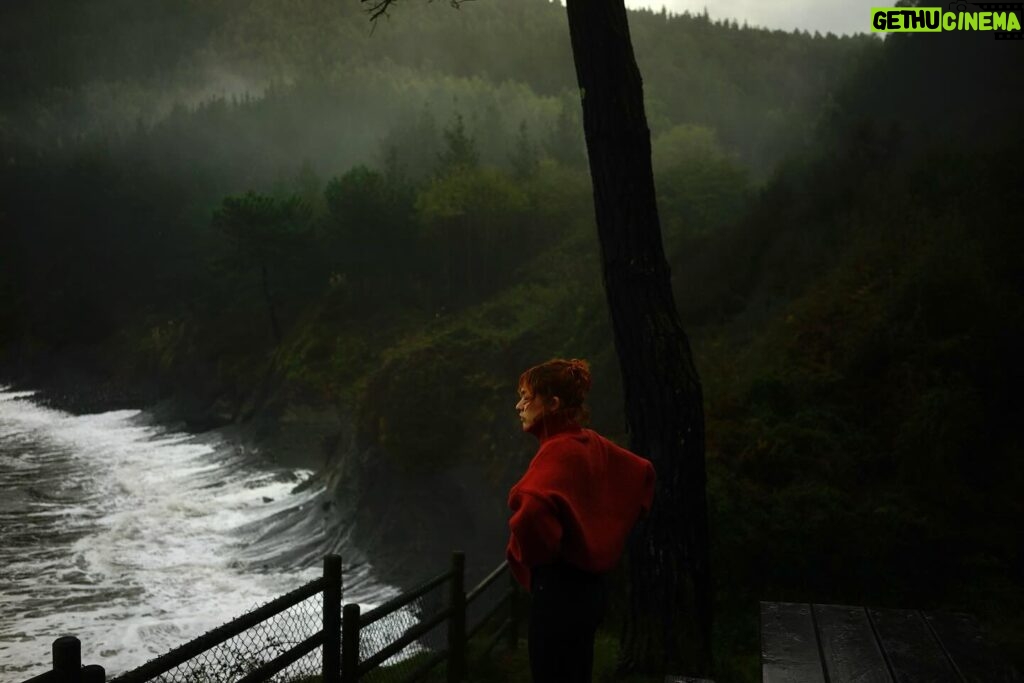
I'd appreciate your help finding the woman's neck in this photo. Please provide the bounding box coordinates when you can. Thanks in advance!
[528,412,581,443]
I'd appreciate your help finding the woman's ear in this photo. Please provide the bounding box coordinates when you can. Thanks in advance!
[547,396,562,413]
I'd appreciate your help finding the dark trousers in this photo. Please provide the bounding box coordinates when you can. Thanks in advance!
[528,563,608,683]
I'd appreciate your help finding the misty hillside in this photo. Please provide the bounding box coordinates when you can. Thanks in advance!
[0,0,875,177]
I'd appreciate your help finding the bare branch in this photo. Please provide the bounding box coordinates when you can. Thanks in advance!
[360,0,475,24]
[360,0,398,23]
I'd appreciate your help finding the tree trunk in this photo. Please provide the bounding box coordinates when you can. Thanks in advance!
[563,0,713,675]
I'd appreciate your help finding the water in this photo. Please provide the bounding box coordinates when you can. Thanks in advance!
[0,386,397,679]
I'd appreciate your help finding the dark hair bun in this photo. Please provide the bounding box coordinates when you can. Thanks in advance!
[567,358,592,395]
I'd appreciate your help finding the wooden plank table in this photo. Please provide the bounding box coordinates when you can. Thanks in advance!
[761,602,1021,683]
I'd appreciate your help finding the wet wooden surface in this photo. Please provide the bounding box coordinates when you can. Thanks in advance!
[760,602,1021,683]
[924,611,1023,683]
[761,602,826,683]
[868,607,960,682]
[814,604,890,683]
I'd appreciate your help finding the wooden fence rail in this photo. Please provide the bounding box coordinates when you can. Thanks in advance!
[20,552,517,683]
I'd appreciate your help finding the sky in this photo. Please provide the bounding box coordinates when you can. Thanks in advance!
[623,0,872,36]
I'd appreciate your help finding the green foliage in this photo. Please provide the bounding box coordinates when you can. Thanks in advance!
[415,164,530,300]
[322,163,417,311]
[212,192,317,336]
[437,113,480,173]
[214,192,312,266]
[508,120,539,180]
[693,137,1024,678]
[652,124,752,250]
[545,95,587,168]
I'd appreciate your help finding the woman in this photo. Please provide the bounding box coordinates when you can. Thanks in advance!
[507,358,655,683]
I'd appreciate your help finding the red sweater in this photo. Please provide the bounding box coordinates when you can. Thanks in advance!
[506,419,655,590]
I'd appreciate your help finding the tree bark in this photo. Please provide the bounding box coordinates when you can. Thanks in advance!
[563,0,713,675]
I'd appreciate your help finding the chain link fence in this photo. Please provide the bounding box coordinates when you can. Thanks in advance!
[358,589,449,683]
[104,565,335,683]
[115,590,324,683]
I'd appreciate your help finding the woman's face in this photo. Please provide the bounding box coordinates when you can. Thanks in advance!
[516,385,546,432]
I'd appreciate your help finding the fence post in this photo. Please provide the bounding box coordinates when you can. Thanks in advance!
[341,603,361,683]
[52,636,80,683]
[507,568,519,651]
[81,664,105,683]
[447,551,466,683]
[323,554,342,683]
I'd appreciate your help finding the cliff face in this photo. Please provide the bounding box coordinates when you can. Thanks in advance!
[325,340,557,589]
[334,446,513,590]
